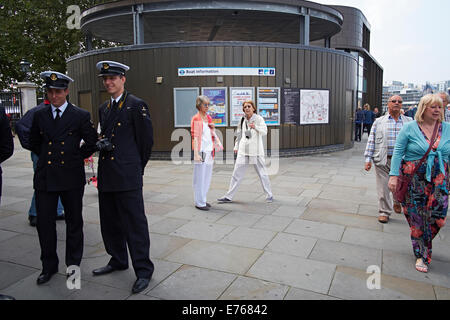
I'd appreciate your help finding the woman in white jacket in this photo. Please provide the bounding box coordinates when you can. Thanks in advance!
[218,100,273,203]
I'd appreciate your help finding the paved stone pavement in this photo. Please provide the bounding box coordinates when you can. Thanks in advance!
[1,136,450,300]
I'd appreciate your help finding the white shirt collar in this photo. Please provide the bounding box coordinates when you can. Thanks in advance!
[51,101,68,117]
[111,93,123,104]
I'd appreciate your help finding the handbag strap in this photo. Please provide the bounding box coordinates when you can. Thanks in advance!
[410,121,440,177]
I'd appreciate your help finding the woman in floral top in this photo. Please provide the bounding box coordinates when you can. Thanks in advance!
[388,94,450,273]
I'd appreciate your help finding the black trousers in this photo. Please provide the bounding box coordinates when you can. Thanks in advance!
[363,123,373,137]
[98,188,154,279]
[355,123,362,141]
[35,188,84,273]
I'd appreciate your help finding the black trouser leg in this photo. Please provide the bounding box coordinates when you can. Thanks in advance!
[98,191,129,269]
[116,189,154,279]
[355,123,362,141]
[35,191,59,273]
[60,188,84,267]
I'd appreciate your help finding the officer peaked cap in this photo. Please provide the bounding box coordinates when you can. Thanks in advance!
[96,61,130,77]
[40,71,74,89]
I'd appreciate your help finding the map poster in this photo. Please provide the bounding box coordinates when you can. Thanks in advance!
[230,87,254,126]
[257,87,281,126]
[202,87,228,127]
[300,89,330,125]
[281,88,300,125]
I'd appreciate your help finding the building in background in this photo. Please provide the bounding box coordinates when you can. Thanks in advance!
[67,0,384,158]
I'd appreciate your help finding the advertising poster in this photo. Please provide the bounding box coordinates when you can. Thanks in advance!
[257,87,280,126]
[201,87,228,127]
[300,89,330,125]
[230,87,255,126]
[281,88,301,125]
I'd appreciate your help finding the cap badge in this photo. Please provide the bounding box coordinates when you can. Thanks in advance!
[103,63,110,70]
[50,73,58,81]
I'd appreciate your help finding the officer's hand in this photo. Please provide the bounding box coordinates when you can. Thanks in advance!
[365,162,372,171]
[388,176,398,193]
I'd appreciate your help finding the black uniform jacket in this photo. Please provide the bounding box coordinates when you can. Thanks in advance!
[0,106,14,186]
[15,102,48,151]
[97,92,153,192]
[30,103,98,192]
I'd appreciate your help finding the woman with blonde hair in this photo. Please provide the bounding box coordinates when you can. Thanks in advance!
[388,94,450,273]
[218,99,273,203]
[191,95,223,211]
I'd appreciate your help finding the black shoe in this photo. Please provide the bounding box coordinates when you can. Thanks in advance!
[217,197,232,203]
[132,278,150,294]
[37,271,57,285]
[0,294,15,300]
[195,205,210,211]
[206,203,211,208]
[29,216,37,227]
[92,265,126,276]
[56,213,65,221]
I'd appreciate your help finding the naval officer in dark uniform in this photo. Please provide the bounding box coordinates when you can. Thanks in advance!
[92,61,155,294]
[29,71,98,285]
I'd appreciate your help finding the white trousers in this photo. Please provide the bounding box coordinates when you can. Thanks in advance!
[224,155,273,200]
[193,152,213,207]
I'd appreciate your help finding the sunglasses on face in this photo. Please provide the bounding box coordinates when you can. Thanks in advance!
[389,100,403,103]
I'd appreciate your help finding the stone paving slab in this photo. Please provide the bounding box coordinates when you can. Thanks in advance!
[170,221,235,242]
[284,219,345,242]
[271,205,306,218]
[329,266,436,300]
[252,215,293,232]
[246,252,336,295]
[148,265,236,300]
[220,227,276,250]
[215,211,264,227]
[308,239,382,271]
[165,240,262,275]
[149,218,191,235]
[381,250,450,289]
[265,233,317,258]
[301,208,383,232]
[341,227,412,254]
[219,276,289,300]
[0,261,38,290]
[284,287,341,300]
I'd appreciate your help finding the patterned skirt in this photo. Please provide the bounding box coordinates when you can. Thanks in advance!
[400,158,448,265]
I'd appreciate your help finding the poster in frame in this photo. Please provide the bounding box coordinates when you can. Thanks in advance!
[201,87,228,127]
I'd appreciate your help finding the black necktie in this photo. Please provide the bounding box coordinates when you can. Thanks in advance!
[55,108,61,124]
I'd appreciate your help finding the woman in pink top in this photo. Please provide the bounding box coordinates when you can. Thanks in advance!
[190,95,222,211]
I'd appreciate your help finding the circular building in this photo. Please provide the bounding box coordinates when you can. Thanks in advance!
[67,0,382,159]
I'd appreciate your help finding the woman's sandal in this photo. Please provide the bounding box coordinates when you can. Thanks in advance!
[415,260,428,273]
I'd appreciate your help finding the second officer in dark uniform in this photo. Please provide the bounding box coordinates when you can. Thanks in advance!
[92,61,155,294]
[30,71,98,284]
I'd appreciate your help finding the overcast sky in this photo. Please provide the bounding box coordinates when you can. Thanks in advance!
[316,0,449,85]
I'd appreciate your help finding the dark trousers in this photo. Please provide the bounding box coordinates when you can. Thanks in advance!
[363,123,373,136]
[98,188,154,279]
[35,188,84,273]
[355,123,362,141]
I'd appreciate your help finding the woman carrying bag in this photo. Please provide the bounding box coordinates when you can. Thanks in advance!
[218,100,273,203]
[388,94,450,273]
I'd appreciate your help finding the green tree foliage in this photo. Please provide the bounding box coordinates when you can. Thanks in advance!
[0,0,115,90]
